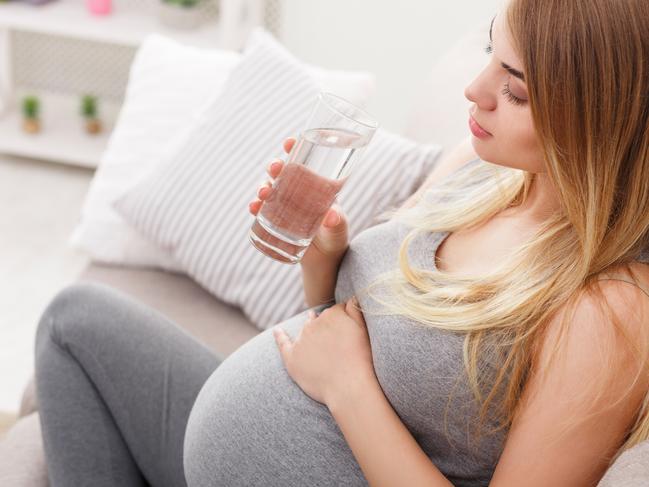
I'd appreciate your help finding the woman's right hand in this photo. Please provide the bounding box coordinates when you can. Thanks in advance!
[248,136,350,270]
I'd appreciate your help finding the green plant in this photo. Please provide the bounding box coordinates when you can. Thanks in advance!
[22,96,40,119]
[161,0,201,8]
[80,94,98,119]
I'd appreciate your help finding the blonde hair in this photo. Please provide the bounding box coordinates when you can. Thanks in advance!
[357,0,649,464]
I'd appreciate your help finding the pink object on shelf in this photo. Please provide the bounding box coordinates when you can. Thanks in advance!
[86,0,112,15]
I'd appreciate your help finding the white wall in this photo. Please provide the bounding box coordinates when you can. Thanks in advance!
[279,0,503,134]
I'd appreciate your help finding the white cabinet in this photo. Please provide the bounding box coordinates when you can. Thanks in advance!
[0,0,278,168]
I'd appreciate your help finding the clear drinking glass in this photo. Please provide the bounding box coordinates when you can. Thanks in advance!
[249,92,379,264]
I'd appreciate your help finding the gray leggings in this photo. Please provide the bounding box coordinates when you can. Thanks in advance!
[35,282,358,487]
[35,282,221,487]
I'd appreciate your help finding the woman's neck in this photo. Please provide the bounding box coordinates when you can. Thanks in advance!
[503,172,561,224]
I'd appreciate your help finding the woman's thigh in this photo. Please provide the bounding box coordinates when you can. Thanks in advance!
[35,282,221,487]
[184,307,368,487]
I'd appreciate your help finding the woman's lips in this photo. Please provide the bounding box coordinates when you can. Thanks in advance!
[469,115,493,139]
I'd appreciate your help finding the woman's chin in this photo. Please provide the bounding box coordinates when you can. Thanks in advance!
[469,135,491,158]
[469,137,511,169]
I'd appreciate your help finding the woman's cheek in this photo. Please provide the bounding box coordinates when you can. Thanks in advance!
[517,119,545,172]
[498,109,542,172]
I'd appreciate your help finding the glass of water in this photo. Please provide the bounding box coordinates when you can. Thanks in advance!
[249,92,379,264]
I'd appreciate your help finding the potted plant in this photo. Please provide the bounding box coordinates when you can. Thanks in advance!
[22,95,40,134]
[80,94,101,135]
[156,0,206,30]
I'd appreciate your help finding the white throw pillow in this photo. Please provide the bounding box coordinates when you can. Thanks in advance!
[113,27,442,330]
[70,31,377,270]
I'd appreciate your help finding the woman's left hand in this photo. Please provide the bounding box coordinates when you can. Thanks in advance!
[272,297,378,409]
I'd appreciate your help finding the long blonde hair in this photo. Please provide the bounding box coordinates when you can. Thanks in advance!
[358,0,649,462]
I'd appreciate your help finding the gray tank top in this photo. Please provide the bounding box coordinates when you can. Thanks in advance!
[333,195,506,486]
[196,158,649,487]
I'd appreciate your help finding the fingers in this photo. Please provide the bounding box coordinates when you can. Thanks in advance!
[346,296,362,314]
[248,199,262,215]
[283,137,296,154]
[272,326,292,358]
[248,171,276,215]
[249,136,294,217]
[248,180,272,216]
[323,207,341,228]
[257,180,273,199]
[272,325,291,343]
[323,202,347,228]
[266,158,284,179]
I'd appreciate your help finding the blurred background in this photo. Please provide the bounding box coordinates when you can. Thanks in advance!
[0,0,499,421]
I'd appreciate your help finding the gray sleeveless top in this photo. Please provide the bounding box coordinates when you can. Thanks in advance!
[332,206,506,486]
[192,158,649,487]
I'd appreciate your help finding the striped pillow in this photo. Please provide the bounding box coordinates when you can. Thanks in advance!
[114,28,442,330]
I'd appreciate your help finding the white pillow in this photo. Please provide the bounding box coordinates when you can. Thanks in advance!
[113,27,442,330]
[69,32,377,270]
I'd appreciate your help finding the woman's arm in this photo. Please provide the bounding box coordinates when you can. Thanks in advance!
[327,378,454,487]
[488,277,649,487]
[301,258,341,308]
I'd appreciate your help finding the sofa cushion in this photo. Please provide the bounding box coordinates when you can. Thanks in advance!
[0,413,47,487]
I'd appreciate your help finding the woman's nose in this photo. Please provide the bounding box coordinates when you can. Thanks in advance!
[464,70,498,112]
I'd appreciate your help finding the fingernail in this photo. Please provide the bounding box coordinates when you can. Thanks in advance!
[325,210,339,227]
[270,160,282,171]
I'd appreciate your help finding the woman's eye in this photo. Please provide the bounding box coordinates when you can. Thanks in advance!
[484,42,493,55]
[502,81,527,106]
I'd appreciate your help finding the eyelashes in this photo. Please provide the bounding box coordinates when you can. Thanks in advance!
[502,82,525,105]
[483,41,526,106]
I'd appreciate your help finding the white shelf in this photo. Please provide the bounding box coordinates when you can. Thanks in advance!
[0,0,224,48]
[0,0,268,167]
[0,92,119,168]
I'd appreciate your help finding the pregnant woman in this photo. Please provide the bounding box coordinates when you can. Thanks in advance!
[34,0,649,485]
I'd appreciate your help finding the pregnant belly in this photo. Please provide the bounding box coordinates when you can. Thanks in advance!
[183,309,368,487]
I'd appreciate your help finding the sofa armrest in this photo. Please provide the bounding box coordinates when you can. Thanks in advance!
[19,377,37,419]
[0,413,48,487]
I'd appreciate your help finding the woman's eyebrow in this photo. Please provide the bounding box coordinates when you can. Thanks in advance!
[489,15,496,42]
[502,62,525,82]
[489,14,526,83]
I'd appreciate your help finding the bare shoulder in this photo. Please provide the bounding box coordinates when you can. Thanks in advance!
[492,263,649,487]
[543,262,649,367]
[594,261,649,334]
[399,136,478,210]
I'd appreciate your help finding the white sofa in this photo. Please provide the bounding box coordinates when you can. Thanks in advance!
[1,28,648,487]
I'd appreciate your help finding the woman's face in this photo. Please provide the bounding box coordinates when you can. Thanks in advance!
[464,13,545,173]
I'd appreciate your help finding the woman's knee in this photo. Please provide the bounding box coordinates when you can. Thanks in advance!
[36,282,119,352]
